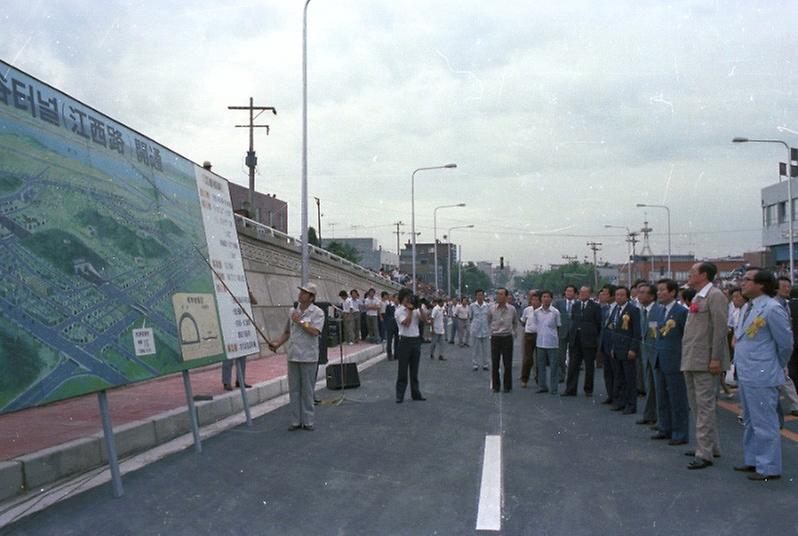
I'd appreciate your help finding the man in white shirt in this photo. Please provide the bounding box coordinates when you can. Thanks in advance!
[395,288,429,403]
[520,290,541,388]
[429,299,446,361]
[454,297,470,347]
[532,290,562,394]
[364,288,381,343]
[343,289,360,345]
[469,289,491,371]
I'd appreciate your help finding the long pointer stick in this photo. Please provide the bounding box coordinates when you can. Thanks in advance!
[191,243,273,346]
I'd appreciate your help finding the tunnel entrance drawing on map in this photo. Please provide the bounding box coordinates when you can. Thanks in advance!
[0,60,257,414]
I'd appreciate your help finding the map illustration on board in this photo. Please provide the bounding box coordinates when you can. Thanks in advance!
[0,61,257,414]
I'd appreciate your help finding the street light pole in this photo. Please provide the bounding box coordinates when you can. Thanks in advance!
[636,203,671,279]
[605,224,632,286]
[300,0,312,286]
[447,224,474,297]
[411,164,457,293]
[433,203,466,293]
[733,137,794,283]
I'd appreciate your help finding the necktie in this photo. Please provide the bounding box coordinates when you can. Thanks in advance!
[741,303,752,328]
[642,308,648,339]
[566,300,571,314]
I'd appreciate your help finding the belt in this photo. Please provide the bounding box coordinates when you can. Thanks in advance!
[399,336,421,340]
[491,333,513,338]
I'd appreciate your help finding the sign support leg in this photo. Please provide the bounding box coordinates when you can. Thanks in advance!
[97,390,124,498]
[236,357,253,427]
[181,370,202,453]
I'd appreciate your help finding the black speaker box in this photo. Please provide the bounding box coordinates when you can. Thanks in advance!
[326,363,360,390]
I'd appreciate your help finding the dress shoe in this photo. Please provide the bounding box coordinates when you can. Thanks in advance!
[302,424,314,431]
[503,388,511,393]
[684,451,721,458]
[636,419,656,425]
[687,458,713,470]
[621,408,636,415]
[748,473,780,481]
[733,465,756,473]
[600,398,613,405]
[395,398,403,404]
[561,392,576,397]
[223,384,233,391]
[610,406,624,412]
[492,388,500,393]
[438,356,446,361]
[650,433,669,440]
[473,366,479,371]
[668,439,688,446]
[287,424,302,431]
[412,396,426,401]
[235,381,252,389]
[536,387,549,394]
[483,366,489,371]
[430,354,434,359]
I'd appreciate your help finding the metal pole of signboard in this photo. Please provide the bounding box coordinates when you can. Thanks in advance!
[97,390,124,498]
[236,357,253,427]
[181,370,202,453]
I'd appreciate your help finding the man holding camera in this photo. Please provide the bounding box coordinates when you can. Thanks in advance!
[395,288,429,403]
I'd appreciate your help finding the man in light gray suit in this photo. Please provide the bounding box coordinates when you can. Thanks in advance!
[682,262,730,470]
[553,285,577,384]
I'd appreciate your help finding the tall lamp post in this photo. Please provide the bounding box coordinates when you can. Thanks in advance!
[733,137,794,283]
[411,164,457,293]
[447,224,474,297]
[636,203,671,279]
[605,224,632,286]
[433,203,466,293]
[300,0,312,285]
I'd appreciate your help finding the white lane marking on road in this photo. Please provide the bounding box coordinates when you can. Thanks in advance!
[476,434,502,531]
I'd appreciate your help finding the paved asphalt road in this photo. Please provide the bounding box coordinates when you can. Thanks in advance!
[4,340,797,535]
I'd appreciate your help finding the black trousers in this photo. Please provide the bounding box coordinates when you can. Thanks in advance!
[601,349,614,402]
[491,335,514,391]
[612,353,637,411]
[396,336,422,400]
[565,337,596,394]
[385,323,399,360]
[789,349,798,388]
[521,333,537,383]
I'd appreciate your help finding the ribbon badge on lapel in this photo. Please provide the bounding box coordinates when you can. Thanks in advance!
[621,313,630,331]
[745,316,766,338]
[660,318,676,336]
[689,302,698,314]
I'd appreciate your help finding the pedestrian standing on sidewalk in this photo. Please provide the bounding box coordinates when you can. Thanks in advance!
[469,289,491,371]
[454,297,470,347]
[269,283,325,431]
[383,292,398,360]
[430,299,447,360]
[488,287,519,392]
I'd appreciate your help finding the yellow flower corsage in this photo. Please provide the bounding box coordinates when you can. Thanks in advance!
[660,319,676,336]
[649,326,657,339]
[621,314,630,330]
[745,316,766,338]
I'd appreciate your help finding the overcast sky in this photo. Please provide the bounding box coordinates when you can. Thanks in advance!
[4,1,798,271]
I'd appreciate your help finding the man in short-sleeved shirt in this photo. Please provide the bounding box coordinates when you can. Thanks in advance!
[270,283,325,430]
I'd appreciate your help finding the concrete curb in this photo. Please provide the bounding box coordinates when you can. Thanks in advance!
[1,345,384,504]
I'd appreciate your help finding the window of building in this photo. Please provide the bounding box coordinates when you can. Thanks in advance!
[764,205,775,227]
[778,202,787,224]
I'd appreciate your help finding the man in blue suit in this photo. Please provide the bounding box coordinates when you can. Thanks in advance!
[734,267,793,481]
[651,279,690,445]
[637,283,663,426]
[597,284,617,406]
[609,286,641,414]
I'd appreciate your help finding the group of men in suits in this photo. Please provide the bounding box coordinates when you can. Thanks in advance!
[553,262,792,480]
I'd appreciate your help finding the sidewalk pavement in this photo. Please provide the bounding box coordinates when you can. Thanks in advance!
[0,341,378,462]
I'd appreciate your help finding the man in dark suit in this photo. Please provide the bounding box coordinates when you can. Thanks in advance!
[651,278,690,445]
[553,285,577,383]
[564,285,603,396]
[637,283,663,426]
[597,284,617,405]
[609,286,641,414]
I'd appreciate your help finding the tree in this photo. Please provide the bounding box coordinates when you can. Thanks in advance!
[325,240,361,264]
[515,262,608,296]
[307,226,320,247]
[459,262,493,297]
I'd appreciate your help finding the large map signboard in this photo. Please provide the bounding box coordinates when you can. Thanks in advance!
[0,60,259,414]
